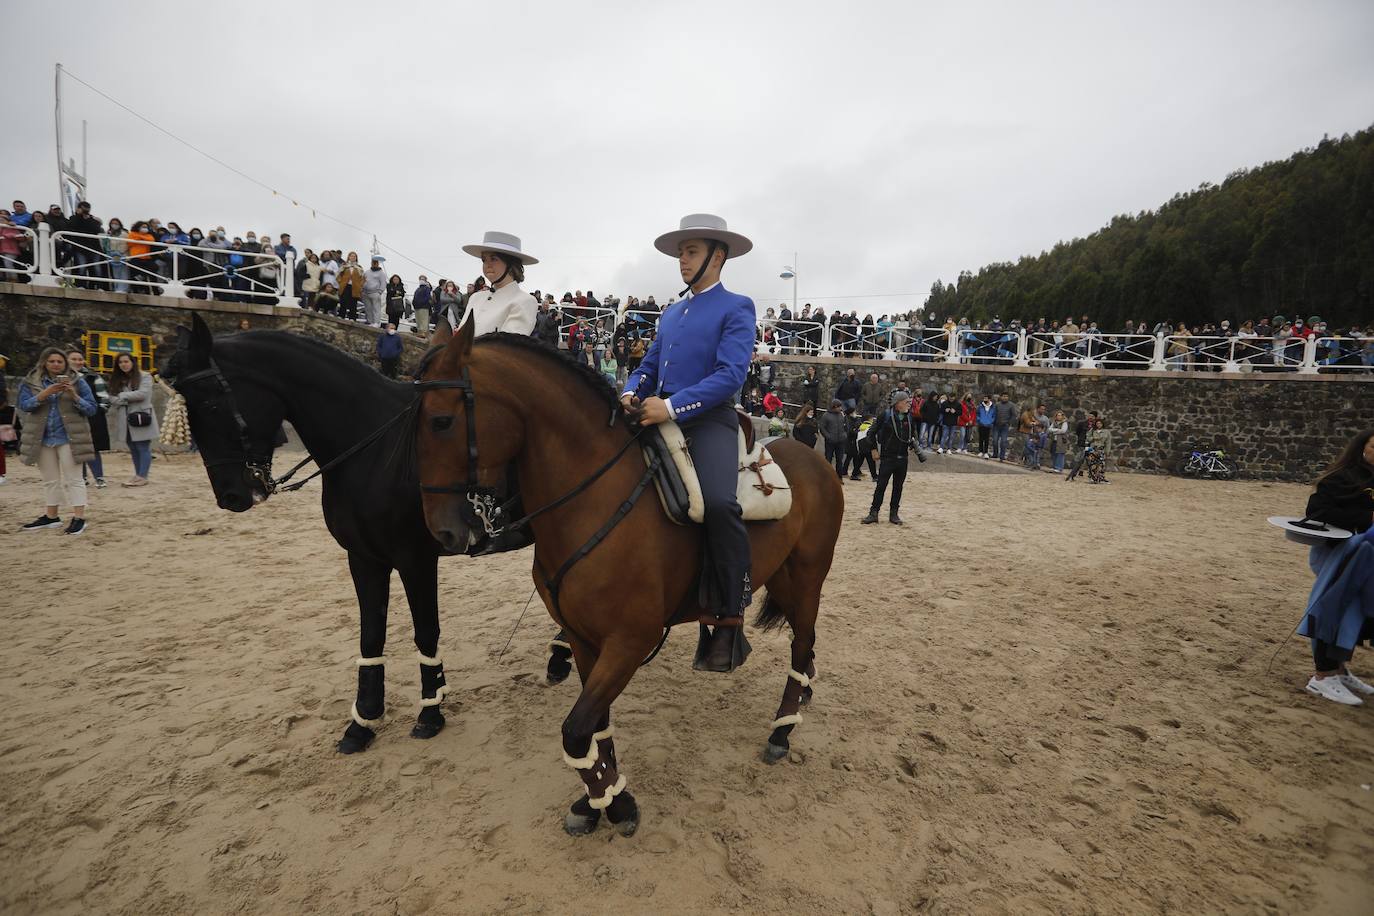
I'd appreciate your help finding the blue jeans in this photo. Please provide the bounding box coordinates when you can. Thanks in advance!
[940,425,958,449]
[128,437,152,478]
[992,425,1010,459]
[1053,450,1066,471]
[83,453,105,480]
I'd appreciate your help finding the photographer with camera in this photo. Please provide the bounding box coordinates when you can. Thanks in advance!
[16,348,97,535]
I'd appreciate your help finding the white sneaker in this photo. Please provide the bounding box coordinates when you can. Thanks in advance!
[1307,675,1364,706]
[1339,671,1374,696]
[0,475,6,484]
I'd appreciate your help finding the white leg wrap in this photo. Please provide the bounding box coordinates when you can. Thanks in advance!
[592,726,614,742]
[587,774,627,810]
[563,739,599,770]
[549,639,571,652]
[787,669,812,688]
[356,656,386,667]
[351,702,383,729]
[419,685,450,707]
[417,651,442,667]
[771,713,804,730]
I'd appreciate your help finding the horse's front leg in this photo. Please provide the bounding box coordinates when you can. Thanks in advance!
[560,637,648,838]
[338,552,391,754]
[398,555,448,739]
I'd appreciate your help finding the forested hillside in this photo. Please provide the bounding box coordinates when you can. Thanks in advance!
[924,127,1374,328]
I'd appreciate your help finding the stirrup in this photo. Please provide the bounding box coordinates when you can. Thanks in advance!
[693,622,752,673]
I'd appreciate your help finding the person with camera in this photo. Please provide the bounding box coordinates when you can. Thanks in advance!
[862,389,923,525]
[17,347,97,535]
[108,353,160,487]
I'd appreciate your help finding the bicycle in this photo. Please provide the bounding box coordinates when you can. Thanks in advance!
[1179,449,1240,480]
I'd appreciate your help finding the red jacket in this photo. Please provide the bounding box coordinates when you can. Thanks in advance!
[958,400,976,426]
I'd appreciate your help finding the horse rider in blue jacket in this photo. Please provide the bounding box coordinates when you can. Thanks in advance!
[620,214,757,672]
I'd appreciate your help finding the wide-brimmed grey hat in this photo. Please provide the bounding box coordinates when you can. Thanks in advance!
[462,230,538,265]
[654,213,753,259]
[1267,516,1353,547]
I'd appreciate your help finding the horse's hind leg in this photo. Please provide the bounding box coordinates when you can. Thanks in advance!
[560,639,647,838]
[759,573,819,764]
[398,556,448,739]
[339,552,391,754]
[546,629,573,685]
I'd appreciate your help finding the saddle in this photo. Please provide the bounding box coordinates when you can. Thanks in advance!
[643,410,792,526]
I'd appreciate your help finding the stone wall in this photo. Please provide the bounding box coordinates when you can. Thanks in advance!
[1,282,430,378]
[761,353,1373,481]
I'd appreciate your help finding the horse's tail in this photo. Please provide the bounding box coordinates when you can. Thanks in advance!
[753,590,788,632]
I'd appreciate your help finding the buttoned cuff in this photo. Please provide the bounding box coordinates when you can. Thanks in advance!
[663,398,677,419]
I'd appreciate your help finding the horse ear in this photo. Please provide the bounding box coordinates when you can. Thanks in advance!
[436,311,475,373]
[190,312,214,358]
[429,316,453,349]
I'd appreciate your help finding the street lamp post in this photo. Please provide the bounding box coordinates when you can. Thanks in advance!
[779,252,797,314]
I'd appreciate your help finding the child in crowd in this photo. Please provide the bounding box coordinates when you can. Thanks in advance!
[1024,422,1047,470]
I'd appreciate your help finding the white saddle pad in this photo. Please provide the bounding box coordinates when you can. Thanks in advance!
[650,421,792,525]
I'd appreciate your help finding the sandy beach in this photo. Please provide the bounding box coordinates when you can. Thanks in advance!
[1,449,1371,915]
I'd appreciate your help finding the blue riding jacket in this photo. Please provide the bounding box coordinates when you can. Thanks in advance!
[622,282,756,423]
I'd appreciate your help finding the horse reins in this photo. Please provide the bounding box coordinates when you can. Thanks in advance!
[176,358,419,496]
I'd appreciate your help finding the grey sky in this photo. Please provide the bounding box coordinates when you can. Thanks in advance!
[9,1,1374,316]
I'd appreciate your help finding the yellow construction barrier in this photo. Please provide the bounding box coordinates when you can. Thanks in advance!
[83,330,156,374]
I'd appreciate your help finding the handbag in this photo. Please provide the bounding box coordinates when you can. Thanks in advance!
[0,424,14,443]
[128,410,153,429]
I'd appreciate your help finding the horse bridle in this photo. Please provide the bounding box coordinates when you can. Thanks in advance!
[175,359,278,495]
[413,367,511,539]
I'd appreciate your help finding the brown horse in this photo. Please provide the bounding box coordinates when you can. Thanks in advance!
[413,317,844,836]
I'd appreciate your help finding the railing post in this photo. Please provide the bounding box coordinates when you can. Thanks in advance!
[30,222,59,287]
[1298,335,1319,375]
[282,252,296,306]
[944,328,960,364]
[1148,333,1167,372]
[162,244,188,298]
[1223,337,1242,373]
[820,323,833,358]
[1013,329,1030,367]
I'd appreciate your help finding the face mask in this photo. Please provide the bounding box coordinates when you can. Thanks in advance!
[386,329,396,335]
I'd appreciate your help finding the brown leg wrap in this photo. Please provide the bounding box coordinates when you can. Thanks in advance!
[564,729,626,811]
[771,669,810,729]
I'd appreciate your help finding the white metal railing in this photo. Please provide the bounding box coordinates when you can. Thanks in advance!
[555,304,617,342]
[51,230,289,302]
[0,224,38,278]
[1314,335,1374,372]
[958,328,1020,364]
[764,319,827,356]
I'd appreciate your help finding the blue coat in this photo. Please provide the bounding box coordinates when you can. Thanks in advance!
[1298,529,1374,652]
[377,333,404,359]
[976,402,996,426]
[622,283,755,423]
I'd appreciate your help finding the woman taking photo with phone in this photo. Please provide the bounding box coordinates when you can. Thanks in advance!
[108,353,159,487]
[17,347,97,535]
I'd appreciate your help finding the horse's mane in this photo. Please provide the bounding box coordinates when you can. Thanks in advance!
[480,332,624,415]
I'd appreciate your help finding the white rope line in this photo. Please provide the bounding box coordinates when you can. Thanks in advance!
[351,702,383,729]
[417,650,442,667]
[356,656,386,667]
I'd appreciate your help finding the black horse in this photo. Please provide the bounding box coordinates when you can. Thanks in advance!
[167,314,571,752]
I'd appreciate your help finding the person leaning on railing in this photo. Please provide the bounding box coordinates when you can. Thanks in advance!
[0,214,24,277]
[126,221,158,290]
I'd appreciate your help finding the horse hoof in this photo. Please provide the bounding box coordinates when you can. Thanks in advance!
[762,742,789,764]
[410,719,444,740]
[606,791,640,837]
[801,686,814,706]
[336,723,376,755]
[546,667,570,686]
[564,797,601,836]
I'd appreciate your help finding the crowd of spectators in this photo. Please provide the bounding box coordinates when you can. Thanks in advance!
[5,196,1370,375]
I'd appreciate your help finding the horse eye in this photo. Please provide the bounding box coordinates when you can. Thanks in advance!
[430,416,453,433]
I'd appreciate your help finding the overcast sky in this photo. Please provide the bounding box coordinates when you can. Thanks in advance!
[8,1,1374,316]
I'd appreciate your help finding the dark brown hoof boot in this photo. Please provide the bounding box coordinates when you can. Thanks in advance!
[564,796,600,836]
[336,721,376,754]
[606,791,640,837]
